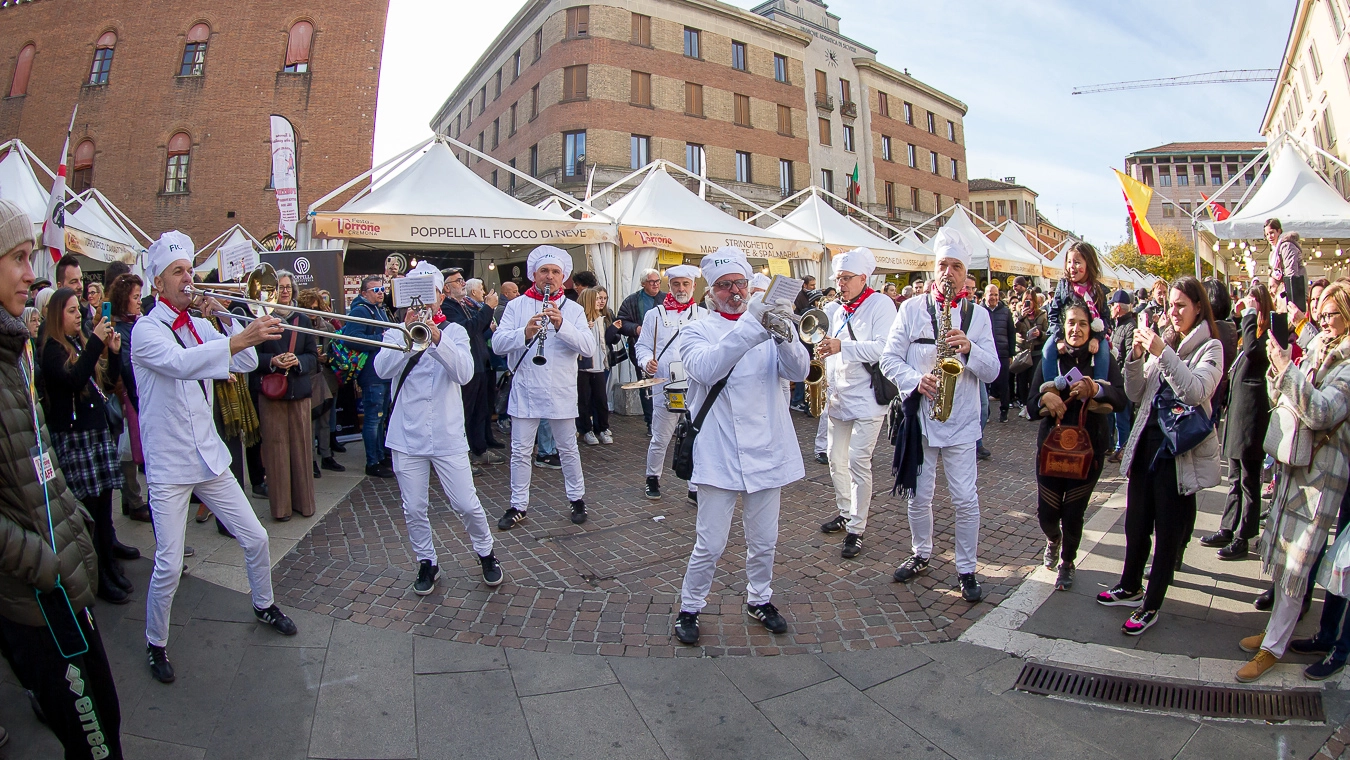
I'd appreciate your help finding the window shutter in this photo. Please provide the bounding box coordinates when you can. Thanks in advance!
[285,21,313,66]
[9,44,35,97]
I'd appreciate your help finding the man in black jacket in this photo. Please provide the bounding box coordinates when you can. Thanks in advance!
[614,269,664,432]
[1107,290,1137,462]
[441,268,503,465]
[983,284,1016,423]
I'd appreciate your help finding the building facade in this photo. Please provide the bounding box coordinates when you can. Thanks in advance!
[430,0,967,230]
[0,0,388,251]
[1122,142,1265,238]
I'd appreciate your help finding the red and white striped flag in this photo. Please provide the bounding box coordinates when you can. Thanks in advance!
[41,106,77,263]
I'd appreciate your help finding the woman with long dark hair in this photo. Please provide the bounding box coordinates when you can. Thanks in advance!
[108,272,151,522]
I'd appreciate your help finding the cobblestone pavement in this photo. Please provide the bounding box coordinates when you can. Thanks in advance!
[275,407,1123,657]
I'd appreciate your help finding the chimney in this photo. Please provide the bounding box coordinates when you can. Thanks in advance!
[1003,177,1016,184]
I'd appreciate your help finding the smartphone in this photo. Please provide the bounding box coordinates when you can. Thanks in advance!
[35,584,89,658]
[1288,275,1308,314]
[101,301,112,321]
[1271,312,1290,348]
[1065,367,1085,384]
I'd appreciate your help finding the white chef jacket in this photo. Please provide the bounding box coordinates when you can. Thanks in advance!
[633,303,708,408]
[682,312,811,493]
[823,291,898,421]
[878,293,1000,448]
[493,293,596,419]
[374,322,474,457]
[131,302,257,485]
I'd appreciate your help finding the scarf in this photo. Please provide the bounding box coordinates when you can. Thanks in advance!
[716,310,743,321]
[934,289,968,307]
[1070,280,1101,320]
[0,306,28,338]
[160,297,204,344]
[215,375,260,447]
[524,285,564,302]
[663,292,696,313]
[841,288,875,316]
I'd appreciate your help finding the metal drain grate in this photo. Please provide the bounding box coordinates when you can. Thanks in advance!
[1014,662,1324,722]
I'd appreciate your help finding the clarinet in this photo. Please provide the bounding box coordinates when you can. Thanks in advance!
[532,285,552,366]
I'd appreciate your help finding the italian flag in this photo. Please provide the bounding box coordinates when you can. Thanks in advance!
[849,162,861,199]
[1113,168,1160,256]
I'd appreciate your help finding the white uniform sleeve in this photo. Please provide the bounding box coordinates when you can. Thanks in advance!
[131,319,234,382]
[493,299,528,356]
[683,315,771,385]
[634,309,659,366]
[554,304,596,358]
[777,336,810,382]
[961,307,1002,384]
[374,328,411,381]
[879,304,926,397]
[840,297,897,365]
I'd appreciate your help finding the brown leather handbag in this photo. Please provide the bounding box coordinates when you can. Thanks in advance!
[1038,403,1094,480]
[260,325,298,400]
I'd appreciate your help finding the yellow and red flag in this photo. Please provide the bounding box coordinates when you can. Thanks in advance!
[1113,168,1161,256]
[1199,192,1230,221]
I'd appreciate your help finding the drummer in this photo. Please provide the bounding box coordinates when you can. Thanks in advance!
[635,264,707,502]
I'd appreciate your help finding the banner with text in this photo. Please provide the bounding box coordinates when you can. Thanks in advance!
[824,243,932,273]
[617,225,817,261]
[312,213,615,246]
[64,227,138,264]
[270,115,299,242]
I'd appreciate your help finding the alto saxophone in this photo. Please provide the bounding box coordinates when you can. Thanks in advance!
[929,280,963,423]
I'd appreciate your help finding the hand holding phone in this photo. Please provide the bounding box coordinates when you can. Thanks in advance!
[1271,312,1290,348]
[101,301,112,320]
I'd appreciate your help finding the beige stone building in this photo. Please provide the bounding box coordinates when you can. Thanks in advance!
[1122,142,1265,238]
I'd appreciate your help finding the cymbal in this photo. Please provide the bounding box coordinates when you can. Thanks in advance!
[621,377,666,390]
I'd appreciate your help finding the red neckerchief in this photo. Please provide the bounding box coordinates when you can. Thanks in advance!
[841,287,875,316]
[432,311,447,325]
[663,293,695,313]
[524,285,564,302]
[160,297,204,345]
[716,310,743,321]
[934,289,968,307]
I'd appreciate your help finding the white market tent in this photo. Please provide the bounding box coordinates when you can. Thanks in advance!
[1206,143,1350,240]
[993,221,1054,284]
[193,224,265,276]
[933,206,1001,277]
[765,190,931,274]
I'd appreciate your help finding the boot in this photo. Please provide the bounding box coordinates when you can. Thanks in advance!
[108,560,133,594]
[330,434,347,454]
[96,567,130,604]
[111,538,140,561]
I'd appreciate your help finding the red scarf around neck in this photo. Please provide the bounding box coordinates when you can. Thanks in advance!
[716,310,743,321]
[524,285,564,302]
[841,287,875,315]
[160,297,204,345]
[934,289,968,307]
[663,292,696,313]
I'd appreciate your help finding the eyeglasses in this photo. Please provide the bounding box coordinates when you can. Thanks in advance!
[833,273,864,282]
[712,278,750,292]
[368,286,385,293]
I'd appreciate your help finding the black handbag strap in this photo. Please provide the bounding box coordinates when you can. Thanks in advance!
[387,350,427,417]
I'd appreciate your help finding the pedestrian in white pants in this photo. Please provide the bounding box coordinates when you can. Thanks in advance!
[672,248,809,646]
[131,232,298,684]
[375,263,502,595]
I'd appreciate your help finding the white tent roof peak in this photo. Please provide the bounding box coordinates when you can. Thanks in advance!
[1207,144,1350,239]
[0,145,50,223]
[765,193,930,272]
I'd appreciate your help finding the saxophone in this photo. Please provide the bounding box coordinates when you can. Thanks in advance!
[800,309,829,417]
[929,279,963,423]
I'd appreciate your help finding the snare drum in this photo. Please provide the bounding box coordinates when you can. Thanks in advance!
[663,379,688,411]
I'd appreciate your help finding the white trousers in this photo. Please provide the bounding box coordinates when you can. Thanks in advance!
[909,440,981,574]
[680,484,780,613]
[510,417,584,510]
[392,451,494,565]
[827,415,885,534]
[145,472,273,647]
[815,410,829,454]
[645,406,696,492]
[1260,571,1302,658]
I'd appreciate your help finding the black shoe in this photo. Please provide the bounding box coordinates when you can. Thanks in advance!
[252,483,269,498]
[313,461,322,479]
[1217,537,1249,560]
[1254,587,1275,611]
[1044,538,1061,569]
[841,533,863,559]
[976,446,992,461]
[1199,529,1233,548]
[999,410,1008,423]
[217,517,234,537]
[1305,656,1347,681]
[97,570,130,604]
[497,507,527,531]
[111,539,140,561]
[321,456,346,472]
[147,644,175,684]
[125,504,152,523]
[814,452,829,465]
[108,561,133,594]
[413,559,438,596]
[570,499,587,525]
[673,611,700,644]
[183,545,195,558]
[821,515,847,534]
[480,553,504,587]
[486,438,506,449]
[535,453,562,470]
[365,464,394,478]
[959,573,984,603]
[645,476,661,500]
[254,604,298,636]
[892,554,930,582]
[1290,637,1334,655]
[1054,562,1075,591]
[687,490,697,505]
[330,437,347,454]
[746,602,788,634]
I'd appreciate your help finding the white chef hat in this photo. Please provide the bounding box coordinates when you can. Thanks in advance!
[526,245,572,280]
[665,264,700,282]
[831,246,877,278]
[406,260,444,292]
[930,228,971,269]
[750,273,771,291]
[147,230,194,280]
[699,247,752,285]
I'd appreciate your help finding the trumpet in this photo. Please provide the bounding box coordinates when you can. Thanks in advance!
[531,285,552,366]
[189,263,421,352]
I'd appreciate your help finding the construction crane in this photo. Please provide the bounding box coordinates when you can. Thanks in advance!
[1072,69,1279,95]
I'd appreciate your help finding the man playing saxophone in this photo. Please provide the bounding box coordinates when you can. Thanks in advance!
[879,230,1000,602]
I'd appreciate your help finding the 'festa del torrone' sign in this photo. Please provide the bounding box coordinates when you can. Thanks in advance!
[311,213,615,246]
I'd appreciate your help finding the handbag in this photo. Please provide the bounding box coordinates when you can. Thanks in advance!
[844,320,898,405]
[1009,348,1035,375]
[1038,402,1094,480]
[260,327,298,400]
[1264,401,1312,466]
[672,369,733,481]
[1155,386,1215,457]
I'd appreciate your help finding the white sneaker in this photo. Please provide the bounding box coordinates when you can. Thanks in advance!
[599,430,614,445]
[1019,407,1030,420]
[583,432,600,445]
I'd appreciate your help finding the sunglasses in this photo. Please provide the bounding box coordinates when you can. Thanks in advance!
[368,286,386,293]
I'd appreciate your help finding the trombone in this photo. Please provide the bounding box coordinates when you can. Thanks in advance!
[188,263,426,352]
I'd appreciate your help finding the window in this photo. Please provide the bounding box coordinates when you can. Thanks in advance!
[1181,201,1192,215]
[493,71,502,100]
[935,193,943,212]
[911,186,921,211]
[779,159,794,197]
[820,169,834,193]
[950,158,958,180]
[1330,0,1347,38]
[777,104,792,135]
[815,69,827,96]
[946,120,956,141]
[1163,203,1175,218]
[774,54,787,83]
[508,159,517,193]
[283,21,312,73]
[563,130,585,177]
[632,13,651,46]
[1311,42,1324,80]
[1301,65,1312,98]
[839,78,851,103]
[907,143,916,167]
[882,136,892,161]
[842,124,854,151]
[879,92,890,117]
[562,65,588,100]
[732,41,746,71]
[926,111,935,134]
[1177,168,1188,186]
[533,29,543,62]
[734,94,751,127]
[491,119,499,149]
[738,209,753,221]
[685,143,704,173]
[72,140,94,193]
[1193,165,1205,185]
[736,151,751,183]
[1246,168,1257,184]
[1227,164,1240,184]
[513,51,521,81]
[1009,200,1018,222]
[903,101,913,125]
[476,132,483,156]
[685,82,703,116]
[164,132,191,193]
[479,86,487,113]
[684,27,700,59]
[1159,167,1171,187]
[974,201,984,218]
[1327,108,1339,146]
[8,43,34,97]
[179,23,209,77]
[529,144,539,176]
[631,71,651,106]
[566,6,590,38]
[631,134,650,169]
[997,200,1007,219]
[89,32,115,85]
[1211,167,1223,185]
[530,84,539,119]
[509,102,517,135]
[930,150,938,174]
[818,117,831,146]
[885,182,895,217]
[491,170,498,188]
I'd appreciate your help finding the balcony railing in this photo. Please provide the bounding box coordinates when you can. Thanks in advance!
[815,93,834,112]
[840,100,857,119]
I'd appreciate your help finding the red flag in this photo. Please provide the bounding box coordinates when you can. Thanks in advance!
[1200,192,1230,221]
[42,107,77,263]
[1114,169,1161,256]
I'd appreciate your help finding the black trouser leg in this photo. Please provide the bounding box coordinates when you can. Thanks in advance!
[993,359,1011,412]
[1039,477,1097,566]
[81,491,115,570]
[577,373,595,434]
[245,388,266,485]
[217,410,245,489]
[587,372,609,432]
[461,373,487,455]
[1140,457,1195,612]
[0,611,123,760]
[1221,456,1263,539]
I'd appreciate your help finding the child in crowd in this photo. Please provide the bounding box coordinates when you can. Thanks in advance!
[1040,241,1111,385]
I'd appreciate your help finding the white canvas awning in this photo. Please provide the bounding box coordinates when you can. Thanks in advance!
[934,206,1003,273]
[0,142,50,226]
[994,222,1052,280]
[64,190,144,266]
[1207,144,1350,240]
[765,193,928,271]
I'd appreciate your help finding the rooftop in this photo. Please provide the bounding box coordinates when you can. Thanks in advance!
[968,177,1033,193]
[1128,141,1264,157]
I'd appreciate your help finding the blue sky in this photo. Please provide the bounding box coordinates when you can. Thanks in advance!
[373,0,1293,246]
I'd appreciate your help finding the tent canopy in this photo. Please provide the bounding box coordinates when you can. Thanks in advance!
[1207,144,1350,240]
[993,222,1051,280]
[765,193,928,271]
[933,206,1001,274]
[0,143,49,225]
[64,191,144,266]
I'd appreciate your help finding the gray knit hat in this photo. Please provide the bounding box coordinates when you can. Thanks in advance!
[0,199,35,257]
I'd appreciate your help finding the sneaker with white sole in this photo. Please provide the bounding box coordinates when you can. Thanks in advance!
[892,554,930,582]
[480,553,504,586]
[582,432,600,446]
[599,430,613,445]
[746,602,788,634]
[1096,585,1143,607]
[413,559,438,596]
[1121,608,1158,636]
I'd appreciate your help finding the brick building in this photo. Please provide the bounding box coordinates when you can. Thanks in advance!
[1122,142,1265,238]
[0,0,388,252]
[430,0,967,232]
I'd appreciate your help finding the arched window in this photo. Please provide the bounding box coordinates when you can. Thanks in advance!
[72,140,95,193]
[164,132,191,194]
[9,44,34,97]
[88,31,115,85]
[179,23,209,77]
[283,21,313,73]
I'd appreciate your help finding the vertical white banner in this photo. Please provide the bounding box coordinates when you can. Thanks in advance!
[270,114,299,243]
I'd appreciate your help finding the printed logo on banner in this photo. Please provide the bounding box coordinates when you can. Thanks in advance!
[293,257,311,275]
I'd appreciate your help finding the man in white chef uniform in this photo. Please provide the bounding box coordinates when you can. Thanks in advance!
[132,231,298,685]
[375,262,503,597]
[878,229,1000,603]
[492,245,597,529]
[635,264,706,503]
[815,247,898,559]
[672,247,810,645]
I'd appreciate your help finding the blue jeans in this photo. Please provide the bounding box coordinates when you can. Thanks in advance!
[978,385,989,449]
[537,417,557,455]
[1040,331,1110,383]
[1114,404,1134,450]
[358,372,390,467]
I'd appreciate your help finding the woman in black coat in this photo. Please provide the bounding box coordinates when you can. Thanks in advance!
[252,272,319,521]
[1031,298,1128,591]
[1200,282,1272,560]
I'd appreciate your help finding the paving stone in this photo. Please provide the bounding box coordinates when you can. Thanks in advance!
[415,634,508,674]
[715,652,839,702]
[416,670,536,760]
[758,676,954,759]
[506,647,616,697]
[309,621,416,759]
[203,645,325,760]
[1179,722,1332,760]
[519,684,664,760]
[1003,686,1200,760]
[123,734,209,760]
[0,679,63,759]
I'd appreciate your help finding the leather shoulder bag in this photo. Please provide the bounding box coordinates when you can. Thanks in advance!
[260,323,298,400]
[1038,402,1094,480]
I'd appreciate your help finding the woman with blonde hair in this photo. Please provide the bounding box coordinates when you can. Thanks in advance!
[575,286,621,445]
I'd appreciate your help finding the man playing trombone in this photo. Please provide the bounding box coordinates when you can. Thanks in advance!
[492,245,596,529]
